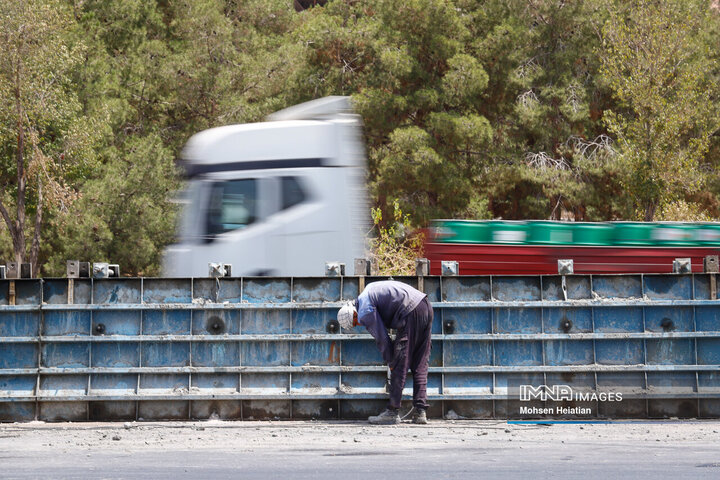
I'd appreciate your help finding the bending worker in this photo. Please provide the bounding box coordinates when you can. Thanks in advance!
[337,280,433,424]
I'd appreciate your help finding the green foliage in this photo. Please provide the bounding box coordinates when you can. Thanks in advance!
[655,200,715,222]
[369,200,424,276]
[3,0,720,276]
[599,0,720,220]
[0,0,98,269]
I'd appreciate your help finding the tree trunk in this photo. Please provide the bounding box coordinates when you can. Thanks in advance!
[13,62,27,265]
[643,202,657,221]
[29,178,42,275]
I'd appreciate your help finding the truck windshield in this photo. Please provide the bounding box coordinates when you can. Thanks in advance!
[206,179,257,236]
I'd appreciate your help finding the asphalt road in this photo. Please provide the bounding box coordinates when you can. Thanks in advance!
[1,420,719,479]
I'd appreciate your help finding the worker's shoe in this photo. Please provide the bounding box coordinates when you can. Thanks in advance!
[412,409,427,425]
[368,408,400,425]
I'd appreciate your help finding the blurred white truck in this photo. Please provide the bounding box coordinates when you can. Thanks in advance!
[162,96,368,277]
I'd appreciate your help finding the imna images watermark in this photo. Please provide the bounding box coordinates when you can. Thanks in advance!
[517,384,623,417]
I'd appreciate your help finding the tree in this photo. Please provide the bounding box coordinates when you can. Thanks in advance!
[600,0,720,220]
[289,0,493,223]
[462,0,627,220]
[0,0,96,272]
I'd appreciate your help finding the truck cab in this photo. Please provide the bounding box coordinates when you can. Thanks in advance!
[163,96,368,277]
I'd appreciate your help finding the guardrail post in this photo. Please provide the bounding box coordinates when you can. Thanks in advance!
[705,255,718,300]
[354,258,371,291]
[415,258,430,292]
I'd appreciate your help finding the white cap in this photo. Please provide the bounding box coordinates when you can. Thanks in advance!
[337,301,357,330]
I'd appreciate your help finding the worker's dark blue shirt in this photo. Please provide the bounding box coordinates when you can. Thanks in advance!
[356,280,426,364]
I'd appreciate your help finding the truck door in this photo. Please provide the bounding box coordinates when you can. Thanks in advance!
[200,177,269,276]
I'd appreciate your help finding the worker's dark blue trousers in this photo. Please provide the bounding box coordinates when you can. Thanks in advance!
[388,297,433,410]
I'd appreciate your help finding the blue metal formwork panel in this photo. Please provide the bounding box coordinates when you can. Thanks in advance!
[43,311,90,336]
[192,310,240,335]
[694,275,714,300]
[292,278,341,303]
[0,311,39,336]
[91,374,137,394]
[544,340,594,365]
[42,280,91,305]
[42,343,89,368]
[93,279,141,304]
[443,373,493,394]
[593,275,642,298]
[646,339,695,365]
[423,277,442,302]
[142,279,192,304]
[40,375,87,396]
[494,308,541,333]
[698,339,720,365]
[441,308,491,334]
[2,273,720,421]
[142,310,191,335]
[92,343,140,368]
[441,277,491,302]
[0,402,35,422]
[291,373,337,394]
[293,309,333,334]
[139,374,188,393]
[292,341,340,366]
[192,342,239,367]
[142,343,190,367]
[92,310,141,335]
[542,275,592,300]
[493,276,541,301]
[0,344,37,369]
[595,339,645,365]
[243,278,291,303]
[241,342,289,366]
[193,373,239,393]
[342,340,383,365]
[594,306,644,332]
[644,306,694,332]
[193,278,241,303]
[695,305,720,331]
[544,307,592,333]
[494,341,543,366]
[1,280,42,305]
[242,310,290,334]
[444,341,492,366]
[644,275,693,300]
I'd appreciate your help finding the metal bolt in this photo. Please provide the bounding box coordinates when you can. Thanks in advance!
[441,261,459,276]
[93,263,110,279]
[326,320,340,334]
[672,258,692,274]
[558,259,574,275]
[325,262,345,277]
[208,263,231,277]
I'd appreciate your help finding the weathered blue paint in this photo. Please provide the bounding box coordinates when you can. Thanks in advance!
[1,274,720,420]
